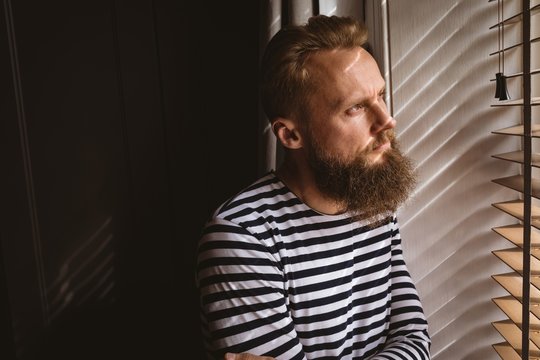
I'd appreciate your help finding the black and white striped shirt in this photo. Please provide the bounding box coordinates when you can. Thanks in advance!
[197,172,430,359]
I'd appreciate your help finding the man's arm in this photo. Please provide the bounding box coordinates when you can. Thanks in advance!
[224,226,432,360]
[197,218,306,360]
[369,222,431,359]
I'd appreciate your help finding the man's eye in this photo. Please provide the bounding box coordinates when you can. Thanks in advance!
[346,104,364,115]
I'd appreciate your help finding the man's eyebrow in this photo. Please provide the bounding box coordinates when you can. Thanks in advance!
[330,86,387,111]
[332,94,367,109]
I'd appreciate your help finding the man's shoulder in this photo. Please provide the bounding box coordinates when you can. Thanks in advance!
[199,172,301,245]
[210,171,297,222]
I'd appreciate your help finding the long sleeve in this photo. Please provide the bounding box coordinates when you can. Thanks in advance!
[368,225,431,360]
[196,218,307,360]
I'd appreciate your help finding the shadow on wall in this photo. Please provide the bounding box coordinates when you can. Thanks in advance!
[46,217,115,325]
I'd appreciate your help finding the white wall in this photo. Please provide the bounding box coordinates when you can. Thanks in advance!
[389,1,524,359]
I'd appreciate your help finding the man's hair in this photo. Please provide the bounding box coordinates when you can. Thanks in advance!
[260,15,368,122]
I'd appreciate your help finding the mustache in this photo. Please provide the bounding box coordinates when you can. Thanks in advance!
[367,130,396,152]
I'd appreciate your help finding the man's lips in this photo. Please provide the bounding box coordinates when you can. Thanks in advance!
[372,140,391,152]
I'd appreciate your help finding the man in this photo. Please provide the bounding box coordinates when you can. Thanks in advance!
[196,15,431,359]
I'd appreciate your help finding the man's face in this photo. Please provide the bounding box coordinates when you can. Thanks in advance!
[303,47,395,165]
[302,47,417,221]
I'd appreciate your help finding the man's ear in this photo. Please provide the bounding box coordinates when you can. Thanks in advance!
[272,118,303,149]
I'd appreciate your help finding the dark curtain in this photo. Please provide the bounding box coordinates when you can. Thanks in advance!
[0,1,260,359]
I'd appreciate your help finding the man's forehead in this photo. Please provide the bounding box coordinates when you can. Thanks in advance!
[309,48,382,79]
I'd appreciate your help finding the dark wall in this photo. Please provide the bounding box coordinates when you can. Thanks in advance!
[0,1,260,359]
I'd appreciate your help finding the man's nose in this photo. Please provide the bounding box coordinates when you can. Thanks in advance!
[370,102,396,134]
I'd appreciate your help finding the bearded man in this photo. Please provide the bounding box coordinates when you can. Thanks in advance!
[196,15,431,360]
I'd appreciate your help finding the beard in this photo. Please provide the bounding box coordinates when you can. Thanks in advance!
[307,131,417,224]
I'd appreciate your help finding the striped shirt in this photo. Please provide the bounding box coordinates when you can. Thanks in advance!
[196,172,431,359]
